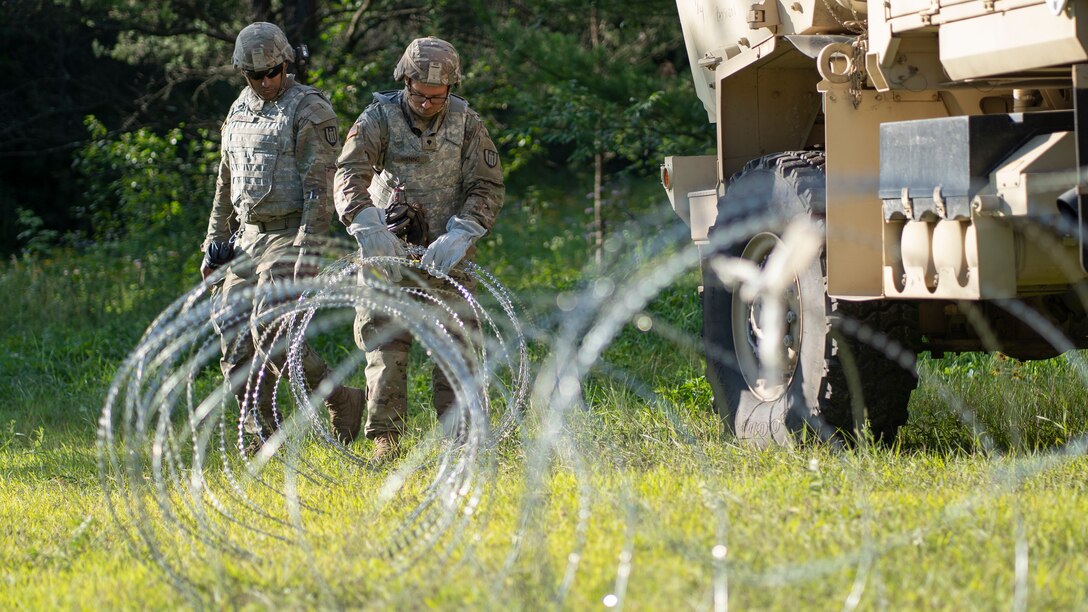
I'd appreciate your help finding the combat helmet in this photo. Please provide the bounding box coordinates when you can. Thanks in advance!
[233,22,295,72]
[393,37,461,87]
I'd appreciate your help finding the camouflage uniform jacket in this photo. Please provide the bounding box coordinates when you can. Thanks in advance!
[334,90,504,243]
[203,77,340,250]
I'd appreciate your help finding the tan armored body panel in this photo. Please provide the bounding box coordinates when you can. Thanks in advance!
[663,0,1088,446]
[873,0,1088,82]
[677,0,859,124]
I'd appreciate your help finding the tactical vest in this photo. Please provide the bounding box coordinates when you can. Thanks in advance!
[223,84,312,222]
[372,91,467,240]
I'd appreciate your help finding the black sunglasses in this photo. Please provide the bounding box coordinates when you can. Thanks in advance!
[243,63,284,81]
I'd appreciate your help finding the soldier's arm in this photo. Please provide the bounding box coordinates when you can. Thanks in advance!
[203,153,237,251]
[294,93,340,247]
[334,106,385,226]
[459,113,505,231]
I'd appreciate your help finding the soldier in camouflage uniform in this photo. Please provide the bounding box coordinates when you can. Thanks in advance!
[334,37,505,461]
[201,22,364,450]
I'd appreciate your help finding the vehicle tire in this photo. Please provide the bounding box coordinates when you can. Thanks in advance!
[701,152,917,446]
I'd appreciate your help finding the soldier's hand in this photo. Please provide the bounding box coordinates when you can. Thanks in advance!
[294,248,320,281]
[202,238,236,280]
[421,216,486,274]
[348,207,407,282]
[385,202,429,246]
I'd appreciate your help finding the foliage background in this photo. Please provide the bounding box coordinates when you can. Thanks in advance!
[3,0,712,260]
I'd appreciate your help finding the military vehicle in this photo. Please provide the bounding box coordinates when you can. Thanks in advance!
[661,0,1088,444]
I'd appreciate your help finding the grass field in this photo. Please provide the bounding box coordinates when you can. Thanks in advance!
[3,182,1088,609]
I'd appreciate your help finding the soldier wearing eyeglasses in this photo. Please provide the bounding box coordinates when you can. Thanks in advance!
[334,37,505,461]
[202,22,364,451]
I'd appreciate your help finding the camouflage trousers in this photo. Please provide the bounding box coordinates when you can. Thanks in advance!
[212,224,331,435]
[353,267,478,438]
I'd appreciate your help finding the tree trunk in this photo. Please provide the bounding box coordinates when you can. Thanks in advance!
[590,7,604,266]
[284,0,317,83]
[249,0,271,22]
[594,153,604,266]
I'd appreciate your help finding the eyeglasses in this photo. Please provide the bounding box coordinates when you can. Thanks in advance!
[406,83,449,105]
[243,63,284,81]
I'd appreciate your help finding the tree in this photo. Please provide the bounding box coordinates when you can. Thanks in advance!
[455,0,712,262]
[5,0,710,257]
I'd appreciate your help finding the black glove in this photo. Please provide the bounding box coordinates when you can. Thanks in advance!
[385,202,429,246]
[203,238,236,270]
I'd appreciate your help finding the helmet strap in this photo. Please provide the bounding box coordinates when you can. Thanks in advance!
[275,62,289,98]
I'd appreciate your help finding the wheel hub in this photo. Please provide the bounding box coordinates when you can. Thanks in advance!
[732,233,803,401]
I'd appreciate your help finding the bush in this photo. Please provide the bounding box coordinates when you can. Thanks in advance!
[72,116,218,254]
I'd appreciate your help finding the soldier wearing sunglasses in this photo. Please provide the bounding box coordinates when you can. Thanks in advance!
[334,37,505,462]
[202,22,364,450]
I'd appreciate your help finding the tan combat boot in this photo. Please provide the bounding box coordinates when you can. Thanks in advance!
[371,432,400,463]
[326,385,365,444]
